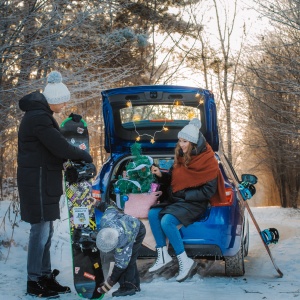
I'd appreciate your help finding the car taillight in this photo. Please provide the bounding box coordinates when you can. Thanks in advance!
[225,187,233,203]
[92,189,101,201]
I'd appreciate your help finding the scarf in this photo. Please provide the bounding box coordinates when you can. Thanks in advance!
[171,143,227,204]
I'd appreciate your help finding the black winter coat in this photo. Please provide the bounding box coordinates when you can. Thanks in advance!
[157,170,217,227]
[155,132,218,227]
[17,91,92,224]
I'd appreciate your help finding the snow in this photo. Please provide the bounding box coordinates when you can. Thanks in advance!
[1,198,300,300]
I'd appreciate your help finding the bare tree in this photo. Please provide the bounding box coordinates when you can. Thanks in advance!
[0,0,150,196]
[243,0,300,207]
[184,0,248,165]
[0,0,207,198]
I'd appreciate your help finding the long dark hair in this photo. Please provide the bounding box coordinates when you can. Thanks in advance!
[174,141,197,168]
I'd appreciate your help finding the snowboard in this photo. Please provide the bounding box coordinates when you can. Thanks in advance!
[61,114,105,299]
[244,201,283,277]
[238,177,283,278]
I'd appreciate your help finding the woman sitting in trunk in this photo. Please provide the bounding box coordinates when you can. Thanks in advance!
[148,118,226,282]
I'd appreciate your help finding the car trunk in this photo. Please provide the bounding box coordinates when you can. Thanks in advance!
[101,85,219,153]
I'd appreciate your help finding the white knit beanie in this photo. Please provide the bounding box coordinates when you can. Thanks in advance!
[43,71,70,104]
[96,228,119,253]
[177,118,202,144]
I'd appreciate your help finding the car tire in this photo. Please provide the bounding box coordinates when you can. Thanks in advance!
[243,220,250,257]
[224,231,245,276]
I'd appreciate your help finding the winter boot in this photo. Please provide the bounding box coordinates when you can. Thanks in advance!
[149,246,173,273]
[176,251,197,282]
[27,280,59,298]
[42,269,71,294]
[112,284,136,297]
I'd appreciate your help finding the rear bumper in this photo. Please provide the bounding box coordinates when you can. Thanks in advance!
[138,236,242,259]
[138,243,228,259]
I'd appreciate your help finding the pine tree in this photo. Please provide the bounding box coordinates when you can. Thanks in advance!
[114,143,155,207]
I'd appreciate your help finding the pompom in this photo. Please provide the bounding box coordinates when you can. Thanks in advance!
[189,118,201,129]
[47,71,62,84]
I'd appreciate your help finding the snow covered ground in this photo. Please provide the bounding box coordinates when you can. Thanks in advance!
[0,198,300,300]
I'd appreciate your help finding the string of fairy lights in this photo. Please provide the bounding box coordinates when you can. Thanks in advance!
[125,91,205,144]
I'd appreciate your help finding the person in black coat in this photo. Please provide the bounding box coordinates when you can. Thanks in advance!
[17,71,93,298]
[148,118,226,282]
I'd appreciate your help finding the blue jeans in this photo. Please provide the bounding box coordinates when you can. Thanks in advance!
[148,207,184,255]
[27,221,54,281]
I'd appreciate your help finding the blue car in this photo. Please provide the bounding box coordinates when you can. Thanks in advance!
[92,85,251,276]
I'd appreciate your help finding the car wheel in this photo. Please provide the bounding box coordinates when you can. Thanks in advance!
[224,233,245,276]
[243,220,250,257]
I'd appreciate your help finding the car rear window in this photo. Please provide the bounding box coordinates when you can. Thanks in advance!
[120,104,201,129]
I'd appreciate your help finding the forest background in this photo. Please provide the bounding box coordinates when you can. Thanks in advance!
[0,0,299,209]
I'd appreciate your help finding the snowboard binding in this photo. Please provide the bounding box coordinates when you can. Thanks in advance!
[73,228,98,252]
[239,174,258,201]
[261,228,280,245]
[65,161,97,184]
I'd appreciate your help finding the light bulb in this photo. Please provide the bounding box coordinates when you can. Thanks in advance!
[187,112,195,119]
[133,114,141,121]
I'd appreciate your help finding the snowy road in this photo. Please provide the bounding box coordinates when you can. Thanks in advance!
[0,202,299,300]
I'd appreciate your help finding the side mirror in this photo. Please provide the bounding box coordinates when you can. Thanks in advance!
[241,174,258,185]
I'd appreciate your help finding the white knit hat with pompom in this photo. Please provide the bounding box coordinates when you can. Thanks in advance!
[43,71,70,104]
[177,118,202,144]
[96,228,119,253]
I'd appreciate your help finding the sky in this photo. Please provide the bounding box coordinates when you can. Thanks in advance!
[1,198,300,300]
[165,0,268,88]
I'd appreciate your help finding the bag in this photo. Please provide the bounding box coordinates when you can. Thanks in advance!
[124,191,162,218]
